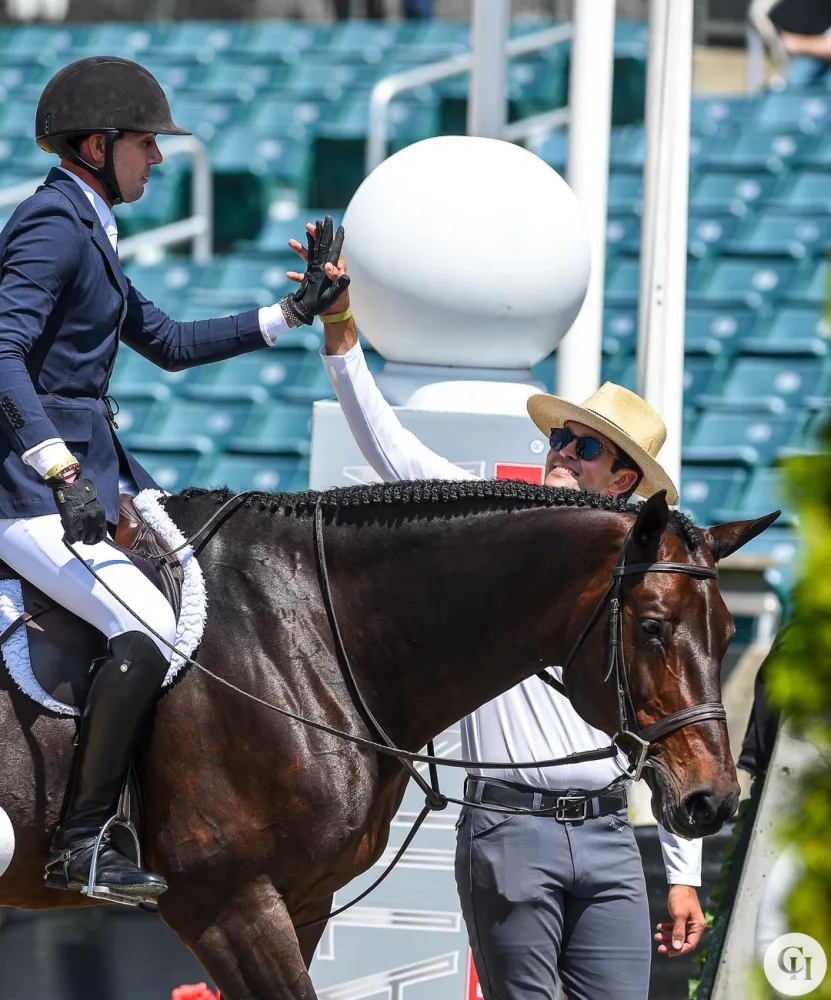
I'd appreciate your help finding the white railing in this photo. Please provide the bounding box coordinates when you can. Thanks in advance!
[366,21,574,174]
[0,135,213,263]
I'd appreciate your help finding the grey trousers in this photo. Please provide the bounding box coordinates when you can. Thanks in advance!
[454,789,651,1000]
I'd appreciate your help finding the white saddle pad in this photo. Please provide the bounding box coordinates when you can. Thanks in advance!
[0,489,208,717]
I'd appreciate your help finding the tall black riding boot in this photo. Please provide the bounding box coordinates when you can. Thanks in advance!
[45,631,170,900]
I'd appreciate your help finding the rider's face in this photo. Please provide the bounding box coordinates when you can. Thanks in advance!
[113,131,163,204]
[544,420,639,497]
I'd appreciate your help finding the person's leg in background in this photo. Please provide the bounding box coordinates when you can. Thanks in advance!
[404,0,434,18]
[557,811,652,1000]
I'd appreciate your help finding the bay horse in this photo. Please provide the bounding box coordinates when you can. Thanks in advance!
[0,479,776,999]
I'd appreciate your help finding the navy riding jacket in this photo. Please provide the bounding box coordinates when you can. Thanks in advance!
[0,168,266,524]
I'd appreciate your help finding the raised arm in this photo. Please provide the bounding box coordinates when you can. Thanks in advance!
[288,220,475,485]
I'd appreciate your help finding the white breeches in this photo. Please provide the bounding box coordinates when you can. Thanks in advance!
[0,514,176,660]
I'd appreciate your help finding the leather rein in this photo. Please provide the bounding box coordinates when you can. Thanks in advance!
[64,492,727,928]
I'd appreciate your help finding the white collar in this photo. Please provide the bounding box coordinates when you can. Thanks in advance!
[57,166,118,248]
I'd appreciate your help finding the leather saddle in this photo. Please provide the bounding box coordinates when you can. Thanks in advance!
[0,495,185,711]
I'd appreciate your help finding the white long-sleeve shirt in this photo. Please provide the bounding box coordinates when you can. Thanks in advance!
[322,340,702,886]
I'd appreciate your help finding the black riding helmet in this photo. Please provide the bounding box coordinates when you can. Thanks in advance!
[35,56,191,205]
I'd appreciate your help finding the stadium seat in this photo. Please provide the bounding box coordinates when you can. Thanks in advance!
[205,453,310,494]
[284,59,381,102]
[68,23,159,60]
[729,466,795,525]
[689,170,777,215]
[798,131,831,168]
[602,309,638,356]
[188,348,310,399]
[607,173,642,214]
[771,171,831,213]
[738,524,798,563]
[122,260,209,314]
[793,259,830,304]
[237,208,343,255]
[109,348,193,399]
[228,400,313,455]
[606,213,739,258]
[683,351,726,400]
[680,462,749,525]
[727,212,831,257]
[687,214,743,257]
[246,95,333,138]
[326,19,414,61]
[801,406,831,450]
[684,410,807,466]
[198,256,294,307]
[0,98,39,139]
[703,130,810,172]
[536,129,567,173]
[114,164,188,238]
[685,307,757,354]
[193,60,286,102]
[754,92,831,133]
[605,214,640,256]
[0,24,78,64]
[129,448,212,493]
[691,258,797,308]
[231,20,326,61]
[155,21,244,63]
[137,398,261,450]
[690,97,750,136]
[752,306,830,354]
[114,399,162,444]
[697,355,830,411]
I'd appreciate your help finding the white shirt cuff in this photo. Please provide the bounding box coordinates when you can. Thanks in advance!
[658,825,703,886]
[258,303,290,346]
[21,438,76,478]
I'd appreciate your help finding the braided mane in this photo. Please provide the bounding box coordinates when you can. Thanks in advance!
[177,478,701,550]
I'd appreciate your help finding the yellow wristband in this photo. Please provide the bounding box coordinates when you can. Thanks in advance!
[45,457,79,481]
[320,308,353,325]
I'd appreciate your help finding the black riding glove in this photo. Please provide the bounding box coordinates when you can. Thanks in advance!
[281,215,351,326]
[46,474,108,545]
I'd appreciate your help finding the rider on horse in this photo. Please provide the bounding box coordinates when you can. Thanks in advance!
[0,57,346,902]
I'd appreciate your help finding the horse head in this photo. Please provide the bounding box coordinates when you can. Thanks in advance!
[564,491,779,838]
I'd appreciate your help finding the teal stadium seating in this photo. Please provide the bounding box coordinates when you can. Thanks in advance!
[0,19,824,582]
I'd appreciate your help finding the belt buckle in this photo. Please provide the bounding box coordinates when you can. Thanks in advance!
[554,796,588,822]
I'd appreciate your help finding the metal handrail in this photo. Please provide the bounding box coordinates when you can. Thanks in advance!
[366,21,574,174]
[0,135,213,263]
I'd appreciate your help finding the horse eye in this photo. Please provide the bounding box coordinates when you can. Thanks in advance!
[641,619,664,638]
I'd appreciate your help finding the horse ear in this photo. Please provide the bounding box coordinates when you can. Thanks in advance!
[632,489,670,551]
[702,511,781,562]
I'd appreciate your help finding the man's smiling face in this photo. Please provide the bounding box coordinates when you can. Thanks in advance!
[544,419,640,498]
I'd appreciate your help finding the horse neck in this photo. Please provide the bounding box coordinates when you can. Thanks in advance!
[328,504,623,752]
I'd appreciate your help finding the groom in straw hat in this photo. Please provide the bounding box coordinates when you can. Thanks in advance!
[285,220,703,1000]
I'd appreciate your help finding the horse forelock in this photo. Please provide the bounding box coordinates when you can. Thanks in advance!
[172,480,701,551]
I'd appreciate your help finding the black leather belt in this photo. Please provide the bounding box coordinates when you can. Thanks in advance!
[465,777,628,822]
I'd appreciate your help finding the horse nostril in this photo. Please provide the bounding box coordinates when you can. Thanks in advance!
[683,788,721,828]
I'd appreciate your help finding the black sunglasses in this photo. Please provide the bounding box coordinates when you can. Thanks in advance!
[548,426,615,462]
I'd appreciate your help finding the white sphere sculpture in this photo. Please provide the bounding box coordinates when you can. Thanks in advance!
[342,135,592,371]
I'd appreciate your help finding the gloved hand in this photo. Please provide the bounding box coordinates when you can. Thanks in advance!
[46,474,108,545]
[281,215,351,326]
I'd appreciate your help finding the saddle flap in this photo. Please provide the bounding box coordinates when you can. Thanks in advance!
[115,494,184,618]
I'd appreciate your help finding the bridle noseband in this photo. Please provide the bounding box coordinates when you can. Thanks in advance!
[556,523,725,781]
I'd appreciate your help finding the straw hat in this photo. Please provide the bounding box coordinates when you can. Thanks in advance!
[526,382,679,504]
